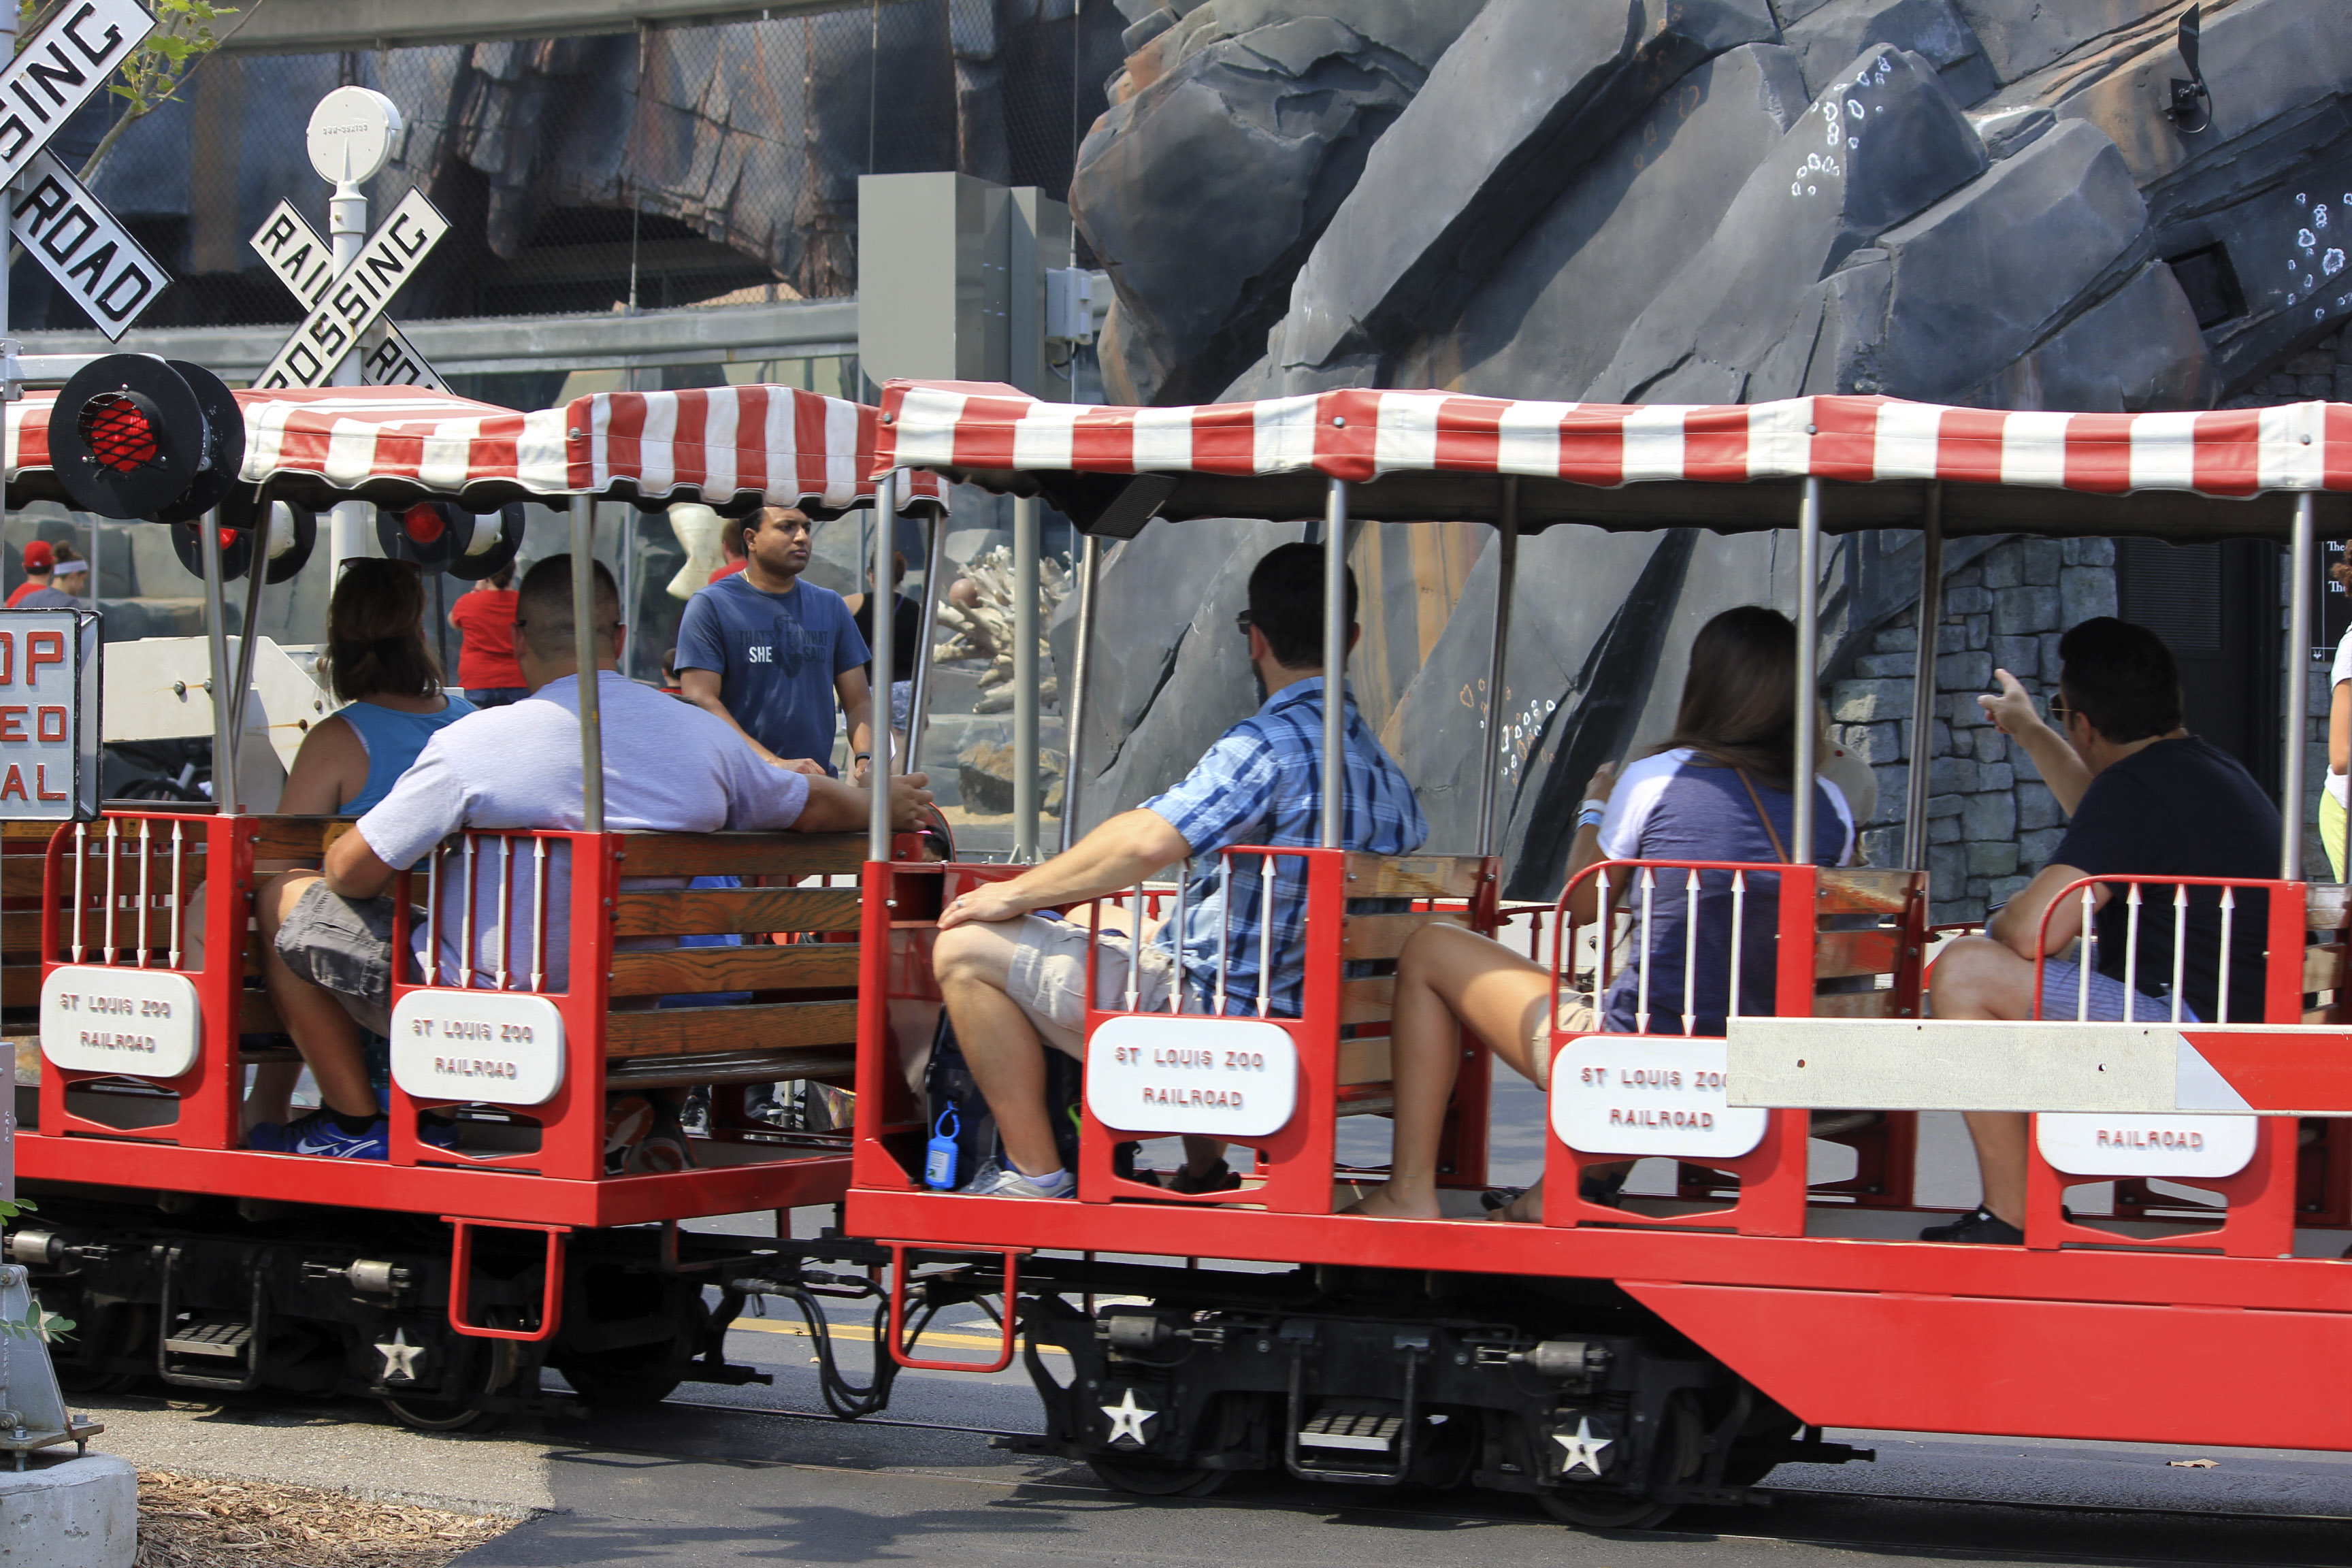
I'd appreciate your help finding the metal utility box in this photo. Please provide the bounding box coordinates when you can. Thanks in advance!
[858,173,1071,401]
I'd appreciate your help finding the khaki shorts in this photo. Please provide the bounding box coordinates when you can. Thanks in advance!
[1526,998,1597,1090]
[1002,913,1181,1058]
[274,879,399,1036]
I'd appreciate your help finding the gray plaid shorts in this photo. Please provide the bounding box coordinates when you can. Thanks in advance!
[274,879,399,1035]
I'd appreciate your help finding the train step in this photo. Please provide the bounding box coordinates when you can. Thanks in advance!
[161,1320,252,1359]
[1296,1401,1404,1454]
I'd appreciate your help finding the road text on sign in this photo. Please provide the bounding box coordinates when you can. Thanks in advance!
[389,989,566,1107]
[0,0,155,188]
[1086,1015,1298,1139]
[0,612,98,819]
[254,187,449,390]
[248,199,444,389]
[14,150,167,339]
[42,966,201,1079]
[1550,1035,1769,1159]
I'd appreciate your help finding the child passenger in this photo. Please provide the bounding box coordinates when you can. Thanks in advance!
[1352,606,1856,1222]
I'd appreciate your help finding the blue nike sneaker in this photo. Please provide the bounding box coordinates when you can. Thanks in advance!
[272,1110,389,1160]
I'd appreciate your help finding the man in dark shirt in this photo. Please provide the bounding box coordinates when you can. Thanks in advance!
[1924,617,2280,1244]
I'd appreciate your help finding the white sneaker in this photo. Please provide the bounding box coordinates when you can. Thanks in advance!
[958,1159,1075,1198]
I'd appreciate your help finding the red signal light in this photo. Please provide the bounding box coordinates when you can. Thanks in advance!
[401,502,446,544]
[79,393,159,474]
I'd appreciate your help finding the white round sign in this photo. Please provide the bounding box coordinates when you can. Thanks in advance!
[307,86,404,185]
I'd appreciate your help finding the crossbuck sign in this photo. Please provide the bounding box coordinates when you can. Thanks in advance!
[250,197,446,390]
[252,188,449,390]
[1,2,171,340]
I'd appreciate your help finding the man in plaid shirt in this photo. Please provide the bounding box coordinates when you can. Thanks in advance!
[934,544,1428,1199]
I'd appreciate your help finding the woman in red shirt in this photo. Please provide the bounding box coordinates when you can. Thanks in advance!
[446,564,528,706]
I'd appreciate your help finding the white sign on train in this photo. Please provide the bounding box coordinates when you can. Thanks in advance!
[248,199,445,390]
[40,967,199,1079]
[0,612,99,819]
[252,187,448,390]
[13,150,166,339]
[0,1,154,187]
[1085,1015,1298,1139]
[2035,1111,2258,1179]
[1549,1036,1769,1160]
[389,989,566,1107]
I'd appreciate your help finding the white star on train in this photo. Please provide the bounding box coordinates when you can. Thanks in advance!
[1554,1417,1612,1477]
[1101,1388,1156,1447]
[375,1328,425,1382]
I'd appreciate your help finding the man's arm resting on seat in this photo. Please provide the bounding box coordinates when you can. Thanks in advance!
[323,828,399,902]
[791,772,932,834]
[1986,861,2102,962]
[937,809,1194,930]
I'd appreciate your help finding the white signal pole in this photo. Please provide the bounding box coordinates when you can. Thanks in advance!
[308,87,404,578]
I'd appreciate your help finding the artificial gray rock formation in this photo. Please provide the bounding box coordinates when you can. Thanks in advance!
[1062,0,2352,904]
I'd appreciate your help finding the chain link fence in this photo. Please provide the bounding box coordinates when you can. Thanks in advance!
[13,0,1126,334]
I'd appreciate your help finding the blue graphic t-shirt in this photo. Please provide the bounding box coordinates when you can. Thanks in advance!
[674,572,870,774]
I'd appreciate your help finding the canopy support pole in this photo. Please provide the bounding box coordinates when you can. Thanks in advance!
[2285,491,2315,882]
[1475,479,1518,859]
[1013,494,1041,862]
[200,512,238,817]
[1902,482,1944,872]
[227,487,276,752]
[1060,533,1100,853]
[868,480,898,864]
[1321,478,1349,851]
[573,499,604,834]
[1792,476,1822,866]
[905,503,946,800]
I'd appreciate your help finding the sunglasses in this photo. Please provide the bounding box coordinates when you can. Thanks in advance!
[1234,611,1254,638]
[2047,693,2074,724]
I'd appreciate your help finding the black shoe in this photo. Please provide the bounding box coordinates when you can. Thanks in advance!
[1919,1205,2023,1244]
[1166,1158,1241,1194]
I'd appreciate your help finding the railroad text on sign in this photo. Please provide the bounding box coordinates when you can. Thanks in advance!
[2035,1112,2258,1179]
[13,150,167,338]
[389,989,566,1107]
[1086,1015,1298,1139]
[1550,1036,1769,1159]
[248,199,444,390]
[0,612,98,819]
[253,188,449,390]
[42,966,201,1079]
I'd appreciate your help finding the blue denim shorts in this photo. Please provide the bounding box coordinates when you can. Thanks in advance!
[2034,958,2199,1023]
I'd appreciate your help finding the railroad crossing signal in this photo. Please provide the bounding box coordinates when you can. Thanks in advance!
[1,1,171,342]
[250,187,448,391]
[248,197,446,391]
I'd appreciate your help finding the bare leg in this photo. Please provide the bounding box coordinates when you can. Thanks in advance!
[242,1062,302,1130]
[1927,934,2041,1226]
[256,873,380,1122]
[933,921,1064,1178]
[1351,924,1552,1220]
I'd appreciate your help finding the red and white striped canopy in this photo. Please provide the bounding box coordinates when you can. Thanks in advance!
[878,382,2352,540]
[566,386,947,515]
[5,384,570,512]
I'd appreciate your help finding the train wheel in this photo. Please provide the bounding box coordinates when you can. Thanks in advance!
[382,1322,523,1435]
[1537,1392,1703,1532]
[555,1296,706,1411]
[50,1301,151,1396]
[1088,1456,1232,1497]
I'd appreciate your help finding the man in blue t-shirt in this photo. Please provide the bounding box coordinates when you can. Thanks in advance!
[1925,617,2279,1245]
[675,506,875,780]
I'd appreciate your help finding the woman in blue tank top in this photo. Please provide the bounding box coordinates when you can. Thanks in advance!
[246,560,474,1128]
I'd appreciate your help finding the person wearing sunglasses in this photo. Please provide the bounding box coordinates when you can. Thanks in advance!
[1922,617,2278,1244]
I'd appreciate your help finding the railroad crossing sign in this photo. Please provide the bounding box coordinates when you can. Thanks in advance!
[1,1,170,342]
[249,199,446,390]
[251,187,449,390]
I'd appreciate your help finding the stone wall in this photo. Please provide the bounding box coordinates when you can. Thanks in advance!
[1832,536,2116,921]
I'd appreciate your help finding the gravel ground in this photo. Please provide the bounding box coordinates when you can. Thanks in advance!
[135,1471,518,1568]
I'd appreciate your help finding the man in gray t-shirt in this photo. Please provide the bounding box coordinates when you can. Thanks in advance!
[252,555,931,1162]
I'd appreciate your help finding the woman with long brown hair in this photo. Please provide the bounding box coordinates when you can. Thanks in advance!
[1352,606,1857,1222]
[246,560,474,1134]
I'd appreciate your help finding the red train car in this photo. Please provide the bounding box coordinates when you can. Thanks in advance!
[844,382,2352,1525]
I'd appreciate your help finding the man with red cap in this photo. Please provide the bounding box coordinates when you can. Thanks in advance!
[7,541,54,608]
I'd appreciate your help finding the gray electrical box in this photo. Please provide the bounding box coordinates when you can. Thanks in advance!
[858,172,1072,402]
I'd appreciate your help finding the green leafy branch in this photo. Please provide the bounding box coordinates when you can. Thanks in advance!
[16,0,265,184]
[0,1194,27,1223]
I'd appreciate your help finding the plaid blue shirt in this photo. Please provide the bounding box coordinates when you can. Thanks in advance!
[1143,678,1426,1017]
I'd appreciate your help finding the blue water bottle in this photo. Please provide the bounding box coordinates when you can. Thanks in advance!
[924,1106,961,1190]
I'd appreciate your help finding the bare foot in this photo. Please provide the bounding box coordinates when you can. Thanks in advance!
[1486,1186,1544,1223]
[1343,1184,1442,1220]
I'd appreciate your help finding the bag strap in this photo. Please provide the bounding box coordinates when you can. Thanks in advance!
[1734,768,1793,865]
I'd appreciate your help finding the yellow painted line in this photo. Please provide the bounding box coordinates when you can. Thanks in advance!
[731,1314,1066,1356]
